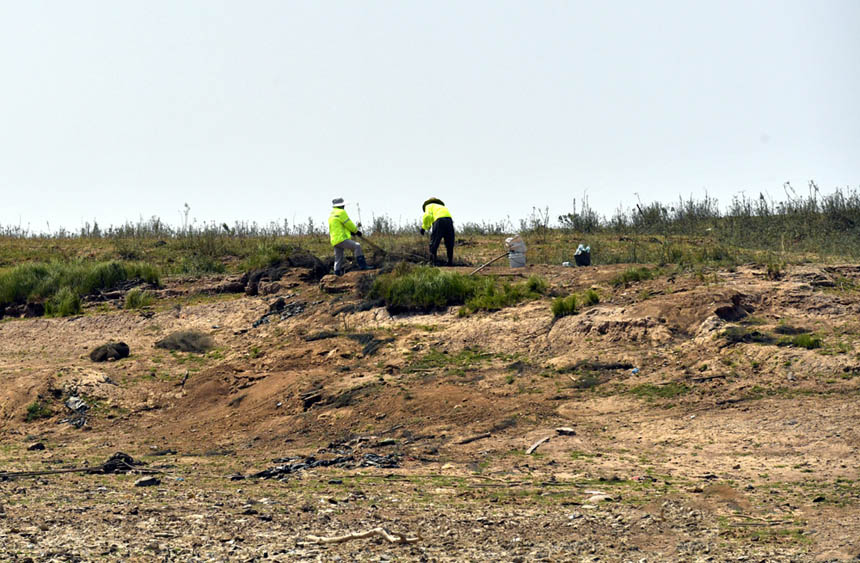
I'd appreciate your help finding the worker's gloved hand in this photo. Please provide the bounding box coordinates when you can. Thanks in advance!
[355,231,363,238]
[419,228,425,235]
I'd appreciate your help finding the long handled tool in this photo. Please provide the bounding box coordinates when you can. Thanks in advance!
[359,234,429,263]
[470,252,509,275]
[358,235,388,256]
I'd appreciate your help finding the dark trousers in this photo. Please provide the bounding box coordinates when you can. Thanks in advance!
[429,217,455,266]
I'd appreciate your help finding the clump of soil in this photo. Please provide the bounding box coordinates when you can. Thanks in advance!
[89,342,130,362]
[154,331,214,353]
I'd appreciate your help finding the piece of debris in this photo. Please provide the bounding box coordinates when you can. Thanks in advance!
[526,436,552,455]
[0,452,150,480]
[155,331,214,353]
[586,493,614,503]
[360,453,400,468]
[89,342,130,362]
[555,427,576,436]
[229,473,246,481]
[252,451,400,480]
[307,527,419,545]
[99,452,145,474]
[134,476,161,487]
[456,432,492,445]
[27,442,46,451]
[63,396,89,428]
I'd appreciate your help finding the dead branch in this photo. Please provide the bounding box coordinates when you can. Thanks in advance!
[456,432,491,445]
[526,436,552,455]
[307,527,420,545]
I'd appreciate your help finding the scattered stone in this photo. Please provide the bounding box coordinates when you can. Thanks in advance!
[27,442,45,451]
[555,427,576,436]
[134,476,161,487]
[253,452,400,480]
[253,301,307,327]
[259,282,282,296]
[229,473,246,481]
[89,341,130,362]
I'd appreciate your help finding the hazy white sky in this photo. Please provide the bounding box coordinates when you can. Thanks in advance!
[1,0,858,232]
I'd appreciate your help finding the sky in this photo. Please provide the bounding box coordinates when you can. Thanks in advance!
[1,0,859,233]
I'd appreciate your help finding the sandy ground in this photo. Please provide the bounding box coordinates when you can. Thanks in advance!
[1,264,859,561]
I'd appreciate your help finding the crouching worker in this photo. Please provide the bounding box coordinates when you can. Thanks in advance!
[420,198,455,266]
[329,197,369,276]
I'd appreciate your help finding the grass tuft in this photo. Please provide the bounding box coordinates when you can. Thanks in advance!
[124,288,155,309]
[44,287,82,317]
[551,294,578,318]
[25,400,53,421]
[582,288,600,306]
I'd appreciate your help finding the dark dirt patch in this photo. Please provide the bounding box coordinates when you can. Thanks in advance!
[154,331,214,353]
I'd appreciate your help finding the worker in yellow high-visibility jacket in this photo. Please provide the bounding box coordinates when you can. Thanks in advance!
[328,197,369,276]
[420,197,455,266]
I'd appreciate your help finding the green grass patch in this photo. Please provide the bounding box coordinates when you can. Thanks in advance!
[778,333,822,350]
[552,287,600,318]
[629,382,689,400]
[25,400,53,421]
[611,267,656,287]
[722,326,776,345]
[0,260,159,309]
[369,264,546,315]
[461,275,547,316]
[407,347,493,374]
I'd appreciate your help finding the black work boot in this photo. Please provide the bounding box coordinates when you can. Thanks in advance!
[334,269,344,277]
[357,255,370,271]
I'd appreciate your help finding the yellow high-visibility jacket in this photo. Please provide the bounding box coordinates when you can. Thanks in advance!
[329,207,358,246]
[422,203,452,231]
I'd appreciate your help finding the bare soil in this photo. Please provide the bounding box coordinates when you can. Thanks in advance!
[2,264,859,562]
